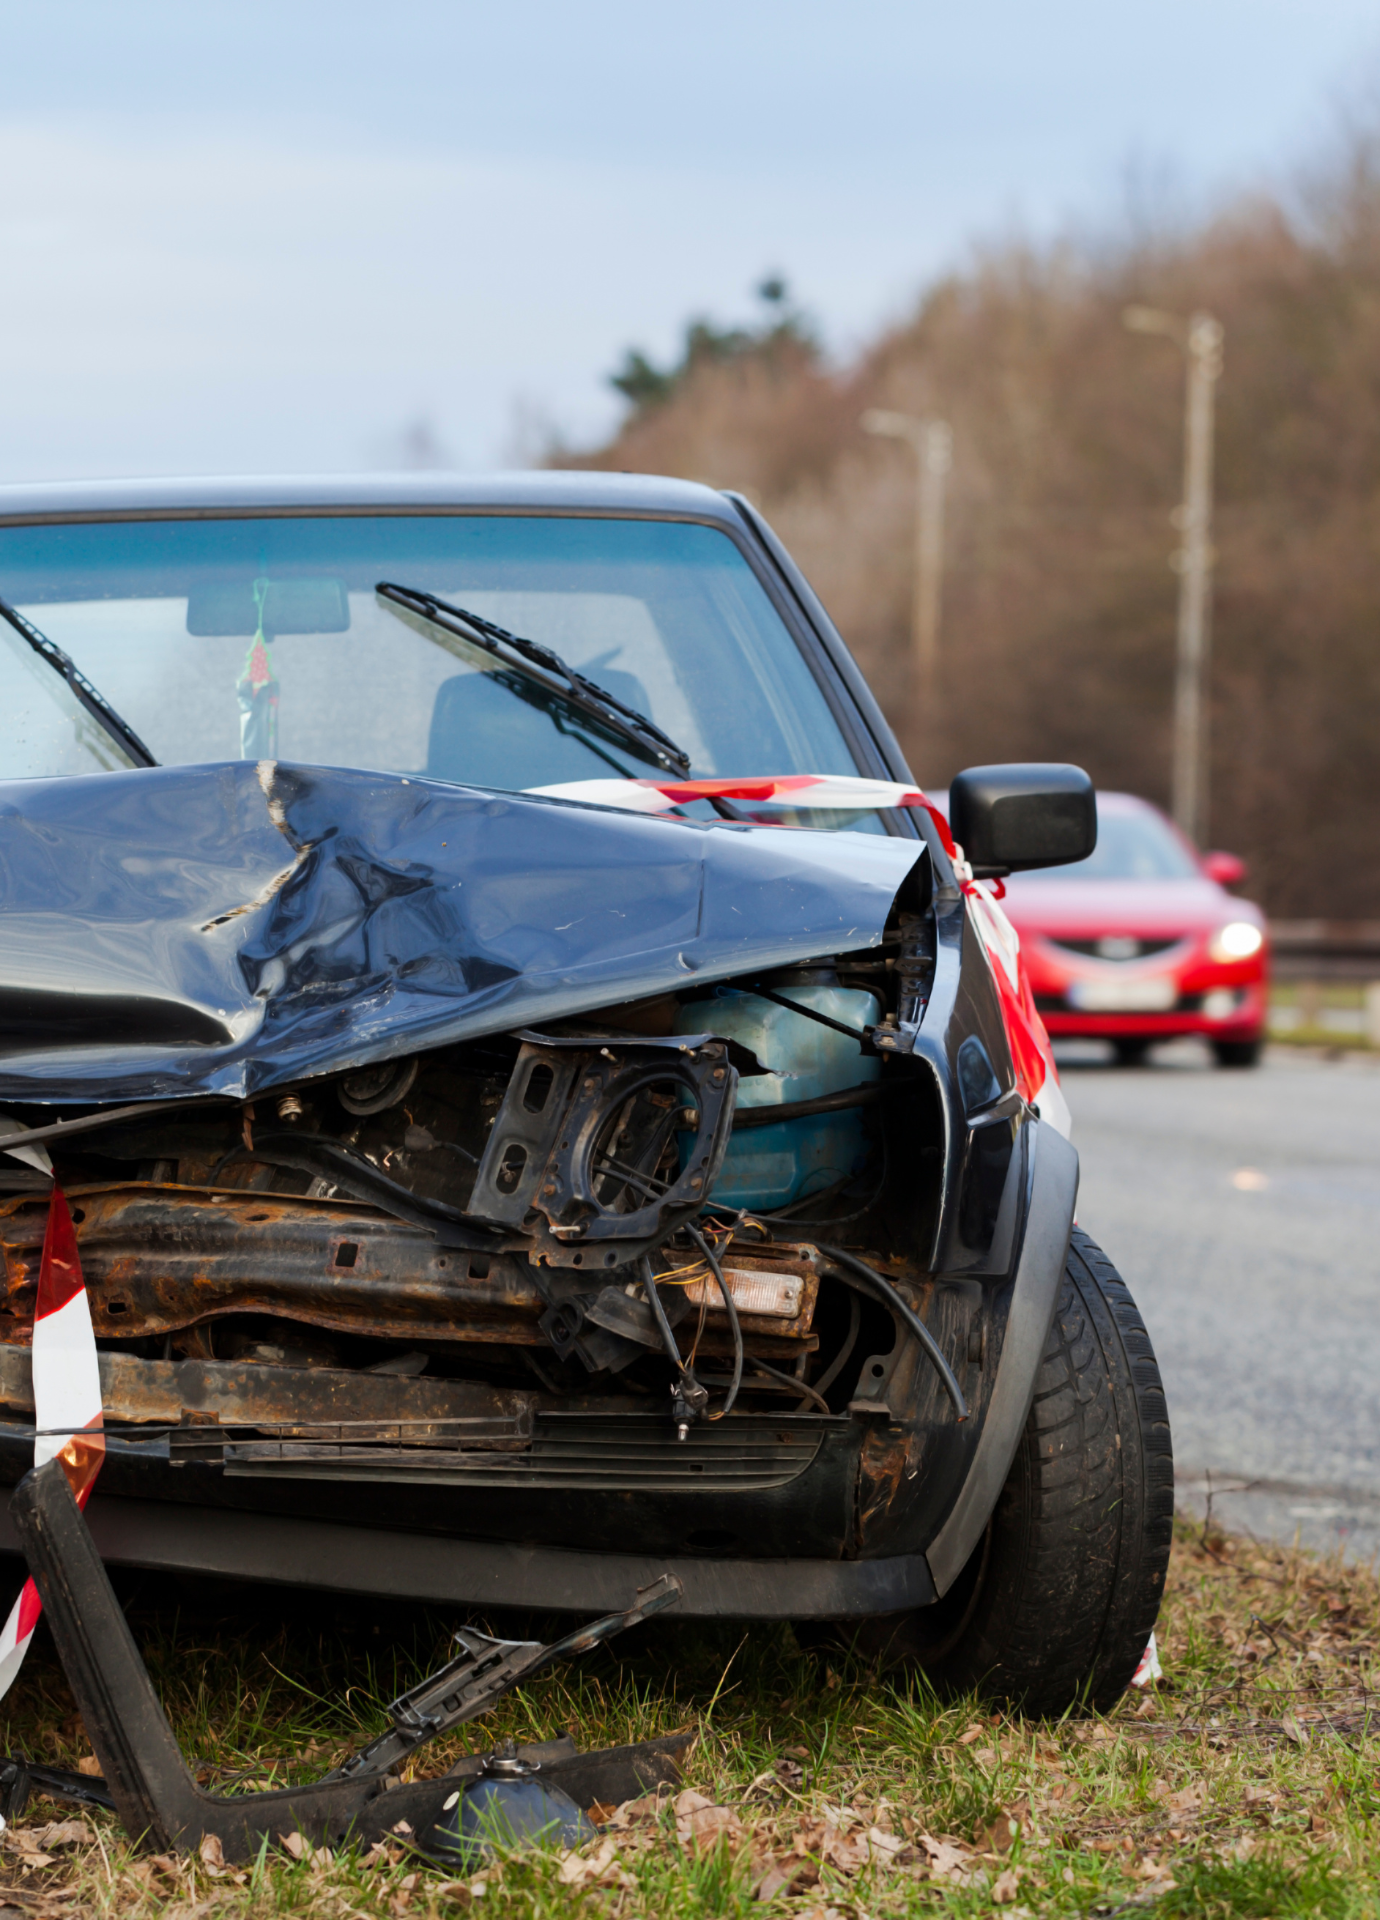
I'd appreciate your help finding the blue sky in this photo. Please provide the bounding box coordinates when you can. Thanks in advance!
[2,0,1377,479]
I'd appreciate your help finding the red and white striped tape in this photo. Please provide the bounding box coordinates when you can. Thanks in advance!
[0,1187,104,1702]
[526,773,930,816]
[1131,1632,1163,1687]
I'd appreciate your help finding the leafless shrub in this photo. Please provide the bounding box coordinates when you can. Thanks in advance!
[565,117,1380,916]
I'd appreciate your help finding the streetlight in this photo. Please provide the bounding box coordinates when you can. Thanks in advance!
[1123,305,1225,846]
[860,409,953,714]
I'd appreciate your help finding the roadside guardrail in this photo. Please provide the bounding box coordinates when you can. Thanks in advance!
[1267,922,1380,1047]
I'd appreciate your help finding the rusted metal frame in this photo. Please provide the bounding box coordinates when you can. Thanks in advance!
[0,1346,535,1443]
[0,1185,550,1345]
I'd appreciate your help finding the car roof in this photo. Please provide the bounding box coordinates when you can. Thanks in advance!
[0,470,741,527]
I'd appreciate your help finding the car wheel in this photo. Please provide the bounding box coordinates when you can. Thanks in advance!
[820,1229,1173,1716]
[1211,1038,1262,1068]
[1111,1037,1151,1067]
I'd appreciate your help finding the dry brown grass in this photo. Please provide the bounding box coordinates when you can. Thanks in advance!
[0,1514,1374,1915]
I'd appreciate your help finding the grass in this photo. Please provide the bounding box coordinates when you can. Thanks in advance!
[1268,984,1377,1053]
[1,1513,1378,1917]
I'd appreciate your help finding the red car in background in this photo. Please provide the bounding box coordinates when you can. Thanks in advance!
[998,790,1269,1068]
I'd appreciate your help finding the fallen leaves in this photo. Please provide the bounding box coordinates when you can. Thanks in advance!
[602,1790,673,1831]
[756,1856,811,1901]
[197,1833,248,1885]
[673,1787,745,1852]
[917,1831,980,1885]
[975,1810,1019,1852]
[2,1816,97,1875]
[555,1836,634,1890]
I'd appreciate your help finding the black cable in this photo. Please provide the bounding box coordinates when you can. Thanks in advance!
[638,1255,689,1374]
[687,1223,743,1418]
[521,1349,565,1395]
[810,1290,862,1403]
[742,1357,829,1413]
[207,1136,506,1249]
[751,986,870,1044]
[730,1083,883,1128]
[812,1241,968,1422]
[754,1116,892,1229]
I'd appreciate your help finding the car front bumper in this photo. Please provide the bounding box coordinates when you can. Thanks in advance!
[1033,971,1268,1043]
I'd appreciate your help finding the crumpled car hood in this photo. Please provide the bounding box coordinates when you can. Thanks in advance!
[0,761,922,1103]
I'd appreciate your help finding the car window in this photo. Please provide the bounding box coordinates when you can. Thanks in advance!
[0,514,885,830]
[1013,807,1198,881]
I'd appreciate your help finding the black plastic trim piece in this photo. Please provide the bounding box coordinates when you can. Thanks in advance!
[8,1460,688,1859]
[924,1119,1079,1595]
[0,1486,937,1618]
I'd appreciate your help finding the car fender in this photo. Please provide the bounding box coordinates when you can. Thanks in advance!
[925,1117,1079,1594]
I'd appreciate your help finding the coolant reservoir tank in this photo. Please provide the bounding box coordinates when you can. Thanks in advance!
[674,976,881,1210]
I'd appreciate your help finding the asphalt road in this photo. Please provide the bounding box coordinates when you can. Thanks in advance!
[1057,1040,1380,1564]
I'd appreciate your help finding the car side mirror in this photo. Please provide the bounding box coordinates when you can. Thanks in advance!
[948,763,1097,878]
[1202,849,1246,887]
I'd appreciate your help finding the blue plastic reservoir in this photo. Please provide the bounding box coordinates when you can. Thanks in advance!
[675,981,881,1210]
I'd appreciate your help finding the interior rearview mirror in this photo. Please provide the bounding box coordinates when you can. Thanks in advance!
[187,578,350,638]
[949,763,1097,877]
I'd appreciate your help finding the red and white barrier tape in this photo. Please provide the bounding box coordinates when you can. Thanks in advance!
[0,1187,104,1701]
[526,773,930,816]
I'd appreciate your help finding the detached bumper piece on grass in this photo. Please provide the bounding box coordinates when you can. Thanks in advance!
[7,1457,688,1862]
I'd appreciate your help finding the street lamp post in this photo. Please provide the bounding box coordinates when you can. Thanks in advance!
[1123,306,1225,846]
[861,409,953,715]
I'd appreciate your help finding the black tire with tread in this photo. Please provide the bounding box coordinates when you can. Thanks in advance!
[833,1228,1174,1716]
[1211,1038,1262,1068]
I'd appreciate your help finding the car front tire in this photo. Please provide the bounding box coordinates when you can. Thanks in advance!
[825,1229,1174,1716]
[1211,1038,1262,1068]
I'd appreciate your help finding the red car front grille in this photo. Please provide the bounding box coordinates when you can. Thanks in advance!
[1044,936,1183,961]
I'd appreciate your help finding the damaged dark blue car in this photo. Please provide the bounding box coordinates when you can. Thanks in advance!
[0,474,1172,1712]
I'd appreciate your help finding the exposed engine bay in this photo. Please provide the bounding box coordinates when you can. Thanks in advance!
[0,757,1029,1571]
[0,936,956,1465]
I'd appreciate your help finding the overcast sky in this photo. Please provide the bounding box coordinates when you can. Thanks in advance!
[2,0,1377,481]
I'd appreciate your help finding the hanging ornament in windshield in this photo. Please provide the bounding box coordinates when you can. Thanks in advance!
[236,579,280,758]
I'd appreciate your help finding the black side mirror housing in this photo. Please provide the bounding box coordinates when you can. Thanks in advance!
[949,764,1097,877]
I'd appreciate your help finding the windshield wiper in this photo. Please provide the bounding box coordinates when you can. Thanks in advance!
[0,594,156,769]
[376,581,692,777]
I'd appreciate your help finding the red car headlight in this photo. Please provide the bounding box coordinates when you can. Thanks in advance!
[1207,921,1264,964]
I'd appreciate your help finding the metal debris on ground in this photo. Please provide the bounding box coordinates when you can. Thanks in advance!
[7,1457,689,1863]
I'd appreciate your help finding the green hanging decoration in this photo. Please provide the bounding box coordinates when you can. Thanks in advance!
[237,578,279,759]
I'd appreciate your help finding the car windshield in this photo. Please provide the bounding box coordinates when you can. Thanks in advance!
[0,513,881,828]
[1014,806,1199,881]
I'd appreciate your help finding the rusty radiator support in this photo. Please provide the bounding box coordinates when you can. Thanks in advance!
[0,1186,548,1346]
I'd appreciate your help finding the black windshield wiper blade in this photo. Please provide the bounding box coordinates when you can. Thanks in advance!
[376,581,692,776]
[0,594,156,769]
